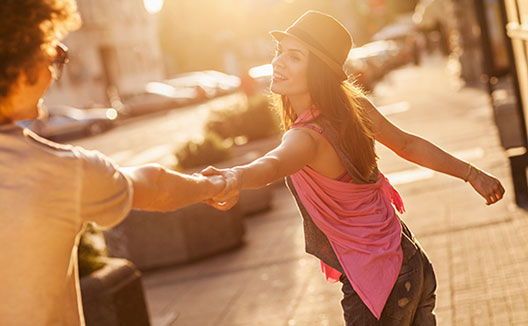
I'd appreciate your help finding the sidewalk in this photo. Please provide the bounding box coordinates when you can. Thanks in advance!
[142,55,528,326]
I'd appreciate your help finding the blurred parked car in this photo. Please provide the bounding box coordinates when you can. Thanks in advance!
[247,64,273,89]
[372,21,421,66]
[18,105,118,139]
[345,40,412,91]
[205,70,241,95]
[345,41,393,90]
[120,82,198,117]
[164,70,241,100]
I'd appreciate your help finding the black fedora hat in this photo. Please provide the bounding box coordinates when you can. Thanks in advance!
[270,10,352,81]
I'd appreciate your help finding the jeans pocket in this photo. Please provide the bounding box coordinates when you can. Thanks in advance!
[382,255,421,323]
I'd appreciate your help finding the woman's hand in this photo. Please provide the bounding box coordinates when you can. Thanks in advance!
[200,166,242,211]
[191,172,226,198]
[467,165,505,205]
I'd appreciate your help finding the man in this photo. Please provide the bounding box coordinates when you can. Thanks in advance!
[0,1,225,324]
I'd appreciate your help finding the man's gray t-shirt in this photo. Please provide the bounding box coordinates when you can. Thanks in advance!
[0,124,133,325]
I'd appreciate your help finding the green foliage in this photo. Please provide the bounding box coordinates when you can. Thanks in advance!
[175,131,233,170]
[205,94,281,142]
[173,94,280,171]
[78,223,107,278]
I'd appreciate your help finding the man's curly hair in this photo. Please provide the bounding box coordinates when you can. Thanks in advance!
[0,0,81,101]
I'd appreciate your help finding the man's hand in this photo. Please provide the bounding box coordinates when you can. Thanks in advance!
[121,164,229,211]
[191,172,226,197]
[200,166,241,211]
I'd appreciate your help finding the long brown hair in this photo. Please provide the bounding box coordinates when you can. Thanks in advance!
[274,53,378,180]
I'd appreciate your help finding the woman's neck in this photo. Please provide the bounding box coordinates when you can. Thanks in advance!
[288,93,312,116]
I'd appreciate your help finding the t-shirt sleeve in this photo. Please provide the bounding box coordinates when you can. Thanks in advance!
[78,149,133,228]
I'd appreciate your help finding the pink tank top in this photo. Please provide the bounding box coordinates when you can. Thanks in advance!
[289,108,404,319]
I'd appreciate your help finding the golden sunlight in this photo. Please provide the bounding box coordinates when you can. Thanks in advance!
[143,0,164,14]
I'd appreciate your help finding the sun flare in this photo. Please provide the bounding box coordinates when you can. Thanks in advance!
[143,0,164,14]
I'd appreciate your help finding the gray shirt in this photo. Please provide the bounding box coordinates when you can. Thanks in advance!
[0,125,132,325]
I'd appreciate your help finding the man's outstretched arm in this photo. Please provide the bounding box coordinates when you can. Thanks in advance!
[120,164,225,211]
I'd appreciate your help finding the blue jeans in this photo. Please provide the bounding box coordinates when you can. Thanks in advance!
[339,223,437,325]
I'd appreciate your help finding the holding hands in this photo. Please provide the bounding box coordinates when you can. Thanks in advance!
[199,166,242,211]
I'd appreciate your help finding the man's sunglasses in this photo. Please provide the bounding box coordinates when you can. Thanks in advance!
[50,43,69,80]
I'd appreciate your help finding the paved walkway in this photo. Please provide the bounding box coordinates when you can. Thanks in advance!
[142,55,528,326]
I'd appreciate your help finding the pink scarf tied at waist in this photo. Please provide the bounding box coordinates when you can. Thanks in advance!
[290,166,405,319]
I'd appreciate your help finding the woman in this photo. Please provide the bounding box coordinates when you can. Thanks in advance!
[203,10,505,325]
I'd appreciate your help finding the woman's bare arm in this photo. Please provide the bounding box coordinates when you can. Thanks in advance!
[201,128,319,209]
[361,97,505,205]
[233,129,318,189]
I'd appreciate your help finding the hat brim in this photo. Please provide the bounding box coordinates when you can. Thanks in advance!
[269,30,348,81]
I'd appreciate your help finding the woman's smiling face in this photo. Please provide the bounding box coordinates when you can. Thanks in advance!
[270,36,310,97]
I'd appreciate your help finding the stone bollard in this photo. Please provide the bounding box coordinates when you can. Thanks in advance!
[80,258,150,326]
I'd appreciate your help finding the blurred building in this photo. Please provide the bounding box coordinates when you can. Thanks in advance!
[413,0,489,86]
[413,0,450,55]
[449,0,485,86]
[470,0,528,207]
[158,0,362,76]
[44,0,164,108]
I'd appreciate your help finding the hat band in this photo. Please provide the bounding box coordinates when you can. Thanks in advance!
[287,26,342,65]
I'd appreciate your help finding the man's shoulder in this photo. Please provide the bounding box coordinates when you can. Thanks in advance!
[23,128,74,151]
[23,128,109,164]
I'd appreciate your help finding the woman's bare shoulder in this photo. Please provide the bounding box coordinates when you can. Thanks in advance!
[286,124,325,143]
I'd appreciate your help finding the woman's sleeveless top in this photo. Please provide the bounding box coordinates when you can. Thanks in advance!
[286,108,404,319]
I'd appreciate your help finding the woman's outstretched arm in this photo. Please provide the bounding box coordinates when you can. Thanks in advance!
[362,97,505,205]
[201,128,318,210]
